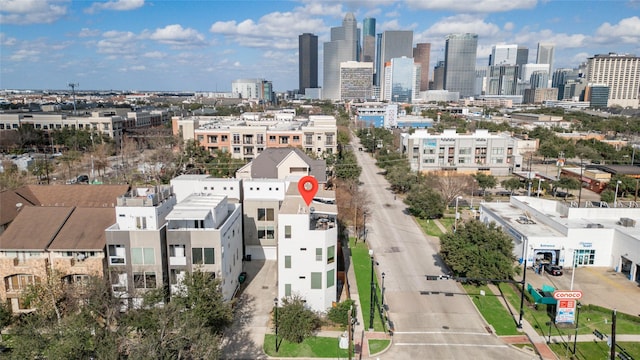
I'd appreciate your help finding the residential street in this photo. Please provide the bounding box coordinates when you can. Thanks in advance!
[351,136,535,360]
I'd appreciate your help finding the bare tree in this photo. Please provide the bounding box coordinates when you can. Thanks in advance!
[426,172,474,209]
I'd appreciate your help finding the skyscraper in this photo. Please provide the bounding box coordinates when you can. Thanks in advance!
[383,56,420,103]
[323,13,358,100]
[432,61,445,90]
[516,46,529,66]
[586,53,640,108]
[413,43,431,92]
[376,31,413,97]
[299,33,318,95]
[362,18,376,63]
[536,43,555,75]
[490,44,517,65]
[340,61,373,101]
[444,33,478,98]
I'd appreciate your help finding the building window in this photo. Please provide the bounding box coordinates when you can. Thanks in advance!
[285,283,291,297]
[310,272,322,289]
[233,147,240,153]
[233,133,240,144]
[258,226,275,239]
[293,135,300,142]
[575,249,596,265]
[131,248,155,265]
[208,135,218,143]
[193,247,215,265]
[327,246,335,264]
[134,272,157,289]
[315,248,322,261]
[285,255,291,269]
[327,269,335,288]
[284,225,291,238]
[257,208,275,221]
[169,244,186,257]
[221,135,228,142]
[135,216,147,229]
[4,274,39,292]
[170,269,185,285]
[108,244,126,265]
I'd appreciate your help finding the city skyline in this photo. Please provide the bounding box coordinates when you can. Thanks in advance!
[1,0,639,92]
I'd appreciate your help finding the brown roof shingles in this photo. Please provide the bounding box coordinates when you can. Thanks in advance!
[15,184,129,207]
[0,189,36,226]
[0,206,74,250]
[48,207,115,251]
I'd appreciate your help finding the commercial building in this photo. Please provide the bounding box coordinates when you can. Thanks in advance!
[299,33,318,95]
[376,31,414,95]
[382,57,420,102]
[413,43,431,91]
[362,18,376,63]
[340,61,373,101]
[585,83,610,108]
[480,196,640,284]
[585,53,640,108]
[444,33,478,98]
[536,43,555,76]
[402,129,519,175]
[490,44,518,66]
[353,102,398,128]
[231,78,274,103]
[323,13,358,100]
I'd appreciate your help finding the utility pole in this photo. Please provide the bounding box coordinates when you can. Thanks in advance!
[610,309,616,360]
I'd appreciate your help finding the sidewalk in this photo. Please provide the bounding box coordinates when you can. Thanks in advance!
[341,244,392,359]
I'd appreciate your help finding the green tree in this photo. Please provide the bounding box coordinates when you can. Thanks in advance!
[404,184,445,219]
[600,189,615,203]
[327,299,355,328]
[501,178,522,195]
[205,149,247,178]
[274,295,321,344]
[472,173,497,193]
[334,150,361,181]
[554,177,580,194]
[440,220,517,282]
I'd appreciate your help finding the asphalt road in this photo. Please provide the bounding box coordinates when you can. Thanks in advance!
[352,138,534,360]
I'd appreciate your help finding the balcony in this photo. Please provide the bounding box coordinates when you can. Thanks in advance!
[169,256,187,266]
[109,256,126,265]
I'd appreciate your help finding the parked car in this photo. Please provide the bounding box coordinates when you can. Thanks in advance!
[496,190,512,196]
[238,271,247,284]
[77,174,89,183]
[544,264,563,276]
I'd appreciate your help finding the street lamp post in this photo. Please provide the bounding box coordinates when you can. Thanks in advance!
[454,196,462,233]
[537,178,544,198]
[381,272,386,309]
[369,249,375,331]
[570,249,578,291]
[573,302,582,354]
[274,297,279,352]
[518,236,528,328]
[614,180,622,207]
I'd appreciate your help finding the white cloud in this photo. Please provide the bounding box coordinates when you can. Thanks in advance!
[405,0,537,12]
[96,30,138,55]
[422,15,502,38]
[148,24,207,47]
[233,61,241,67]
[378,19,403,31]
[85,0,144,14]
[514,29,588,49]
[9,48,40,62]
[504,22,515,31]
[143,51,165,58]
[594,16,640,44]
[0,0,68,24]
[210,8,325,50]
[0,33,17,46]
[78,28,101,38]
[130,65,146,71]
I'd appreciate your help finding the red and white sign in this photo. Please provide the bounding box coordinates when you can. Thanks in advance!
[553,290,583,300]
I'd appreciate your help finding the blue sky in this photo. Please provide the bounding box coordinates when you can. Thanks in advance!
[1,0,639,92]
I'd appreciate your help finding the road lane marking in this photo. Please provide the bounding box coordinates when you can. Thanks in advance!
[393,331,491,336]
[394,343,509,347]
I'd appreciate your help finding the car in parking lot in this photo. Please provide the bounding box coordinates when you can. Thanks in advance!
[544,264,563,276]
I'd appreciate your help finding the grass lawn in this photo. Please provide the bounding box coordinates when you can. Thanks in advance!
[415,218,444,237]
[264,334,349,358]
[549,341,640,360]
[463,284,521,335]
[349,237,385,332]
[368,339,391,355]
[439,218,454,232]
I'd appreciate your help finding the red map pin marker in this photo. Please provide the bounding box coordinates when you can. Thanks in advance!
[298,176,318,206]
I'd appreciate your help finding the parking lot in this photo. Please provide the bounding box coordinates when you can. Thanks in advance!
[518,265,640,317]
